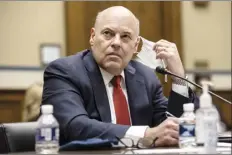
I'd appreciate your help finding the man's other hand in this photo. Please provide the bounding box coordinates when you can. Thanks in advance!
[144,117,179,147]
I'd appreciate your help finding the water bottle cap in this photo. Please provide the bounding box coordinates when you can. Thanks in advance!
[183,103,194,111]
[41,105,53,114]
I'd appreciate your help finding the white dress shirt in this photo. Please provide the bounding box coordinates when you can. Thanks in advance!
[99,67,188,143]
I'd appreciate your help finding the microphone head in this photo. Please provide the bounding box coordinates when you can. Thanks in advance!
[155,66,166,74]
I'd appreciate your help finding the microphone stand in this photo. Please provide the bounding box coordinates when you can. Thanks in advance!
[156,67,232,105]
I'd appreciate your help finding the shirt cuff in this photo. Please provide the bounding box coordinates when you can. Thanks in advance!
[172,83,189,98]
[123,126,148,145]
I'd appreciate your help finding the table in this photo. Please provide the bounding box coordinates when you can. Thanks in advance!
[10,146,231,154]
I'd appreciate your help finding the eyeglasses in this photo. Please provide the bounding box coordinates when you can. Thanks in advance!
[115,136,158,149]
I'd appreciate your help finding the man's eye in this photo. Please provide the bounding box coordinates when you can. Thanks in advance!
[103,31,113,38]
[121,35,131,40]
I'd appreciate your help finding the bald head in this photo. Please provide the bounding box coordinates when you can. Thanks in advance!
[94,6,140,36]
[89,6,141,75]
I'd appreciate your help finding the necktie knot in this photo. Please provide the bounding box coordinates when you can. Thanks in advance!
[111,75,121,87]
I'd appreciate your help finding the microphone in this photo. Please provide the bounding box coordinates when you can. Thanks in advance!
[156,66,232,105]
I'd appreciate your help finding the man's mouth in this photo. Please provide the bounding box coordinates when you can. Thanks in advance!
[107,53,121,59]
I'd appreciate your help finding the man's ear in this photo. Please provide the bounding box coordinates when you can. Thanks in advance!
[89,28,95,46]
[135,36,141,51]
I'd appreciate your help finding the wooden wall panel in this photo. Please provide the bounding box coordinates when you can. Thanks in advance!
[0,90,25,123]
[65,2,87,55]
[65,1,164,55]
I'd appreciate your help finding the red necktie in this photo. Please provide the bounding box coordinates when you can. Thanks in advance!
[112,76,131,125]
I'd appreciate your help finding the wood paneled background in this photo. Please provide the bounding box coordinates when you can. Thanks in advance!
[0,90,24,123]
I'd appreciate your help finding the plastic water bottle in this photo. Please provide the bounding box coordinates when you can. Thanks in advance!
[195,81,219,154]
[179,103,196,148]
[35,105,59,154]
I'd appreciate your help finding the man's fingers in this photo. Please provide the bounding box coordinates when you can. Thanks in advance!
[158,39,171,44]
[155,136,178,147]
[155,40,175,48]
[157,39,172,44]
[168,129,179,139]
[155,42,170,49]
[162,127,179,139]
[164,117,179,131]
[167,117,179,123]
[156,52,170,59]
[155,46,176,55]
[156,46,167,54]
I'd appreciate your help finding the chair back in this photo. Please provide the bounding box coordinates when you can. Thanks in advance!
[0,122,37,153]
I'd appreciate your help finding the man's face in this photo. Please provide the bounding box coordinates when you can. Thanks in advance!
[90,12,140,75]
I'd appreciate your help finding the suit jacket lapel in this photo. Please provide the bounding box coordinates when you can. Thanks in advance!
[125,63,151,125]
[83,51,111,123]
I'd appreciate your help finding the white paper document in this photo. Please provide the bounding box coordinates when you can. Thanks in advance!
[129,146,231,154]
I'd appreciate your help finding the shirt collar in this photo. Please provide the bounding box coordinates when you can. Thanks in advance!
[99,67,125,86]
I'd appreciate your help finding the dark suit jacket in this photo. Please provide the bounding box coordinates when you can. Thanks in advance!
[42,49,199,145]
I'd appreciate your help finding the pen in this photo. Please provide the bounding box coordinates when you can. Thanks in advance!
[165,111,176,118]
[161,60,167,83]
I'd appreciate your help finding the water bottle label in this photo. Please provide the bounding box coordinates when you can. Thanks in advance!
[179,123,195,137]
[36,127,59,142]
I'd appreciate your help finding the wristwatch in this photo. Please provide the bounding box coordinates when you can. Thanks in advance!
[172,75,188,86]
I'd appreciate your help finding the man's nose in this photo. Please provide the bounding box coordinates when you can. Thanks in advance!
[111,34,121,49]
